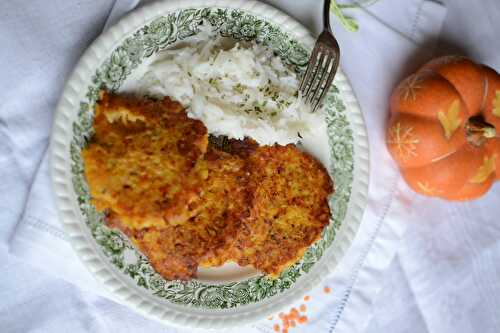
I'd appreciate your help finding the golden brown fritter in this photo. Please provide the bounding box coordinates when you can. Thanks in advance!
[126,226,202,281]
[83,92,333,281]
[108,147,251,280]
[164,147,251,268]
[230,145,333,277]
[82,92,208,229]
[193,150,253,267]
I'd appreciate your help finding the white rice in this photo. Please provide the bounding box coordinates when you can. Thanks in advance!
[136,35,324,145]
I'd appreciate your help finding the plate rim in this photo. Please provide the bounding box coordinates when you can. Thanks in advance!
[49,0,370,328]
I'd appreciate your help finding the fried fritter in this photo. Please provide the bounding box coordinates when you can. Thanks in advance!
[230,145,333,277]
[83,92,208,229]
[108,147,251,280]
[106,214,200,280]
[83,92,333,281]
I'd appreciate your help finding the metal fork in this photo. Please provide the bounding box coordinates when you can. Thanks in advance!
[299,0,340,112]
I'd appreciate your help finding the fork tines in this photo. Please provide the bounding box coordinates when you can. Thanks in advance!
[299,32,340,112]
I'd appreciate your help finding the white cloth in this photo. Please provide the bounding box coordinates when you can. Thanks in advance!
[2,0,473,332]
[365,1,500,333]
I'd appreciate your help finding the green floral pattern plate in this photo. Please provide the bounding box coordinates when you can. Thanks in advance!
[50,0,369,328]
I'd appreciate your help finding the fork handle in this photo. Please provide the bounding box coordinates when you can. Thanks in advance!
[323,0,332,32]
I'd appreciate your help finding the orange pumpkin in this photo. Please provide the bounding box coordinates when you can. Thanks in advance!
[387,56,500,201]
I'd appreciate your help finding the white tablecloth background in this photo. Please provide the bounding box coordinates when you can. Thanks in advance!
[1,1,499,332]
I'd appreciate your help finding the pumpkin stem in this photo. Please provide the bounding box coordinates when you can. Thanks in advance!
[466,116,496,147]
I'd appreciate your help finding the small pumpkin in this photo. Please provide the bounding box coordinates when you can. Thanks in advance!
[387,56,500,201]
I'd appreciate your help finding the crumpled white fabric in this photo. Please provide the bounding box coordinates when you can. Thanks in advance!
[363,1,500,332]
[1,0,451,332]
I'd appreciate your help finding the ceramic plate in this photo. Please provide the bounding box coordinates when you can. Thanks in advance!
[50,0,369,328]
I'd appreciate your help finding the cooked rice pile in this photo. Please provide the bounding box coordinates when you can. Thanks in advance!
[137,35,325,146]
